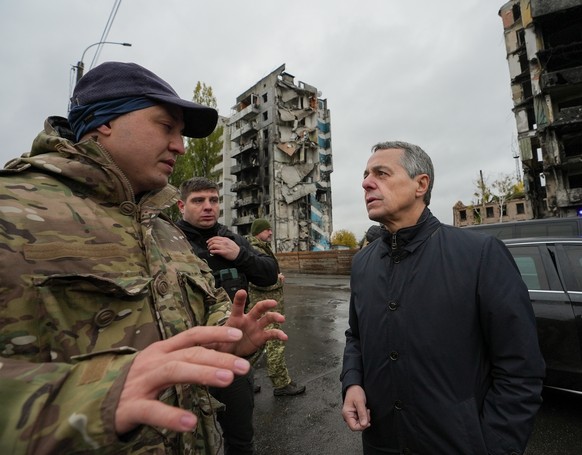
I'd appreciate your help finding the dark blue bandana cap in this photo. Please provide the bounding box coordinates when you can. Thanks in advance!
[68,96,156,142]
[69,61,217,138]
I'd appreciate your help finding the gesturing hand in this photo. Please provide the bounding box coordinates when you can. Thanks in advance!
[217,289,288,357]
[115,326,250,435]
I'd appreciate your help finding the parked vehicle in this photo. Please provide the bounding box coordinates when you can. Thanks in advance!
[464,217,582,239]
[504,238,582,394]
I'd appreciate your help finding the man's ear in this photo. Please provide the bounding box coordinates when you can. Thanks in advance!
[415,174,430,198]
[177,199,185,213]
[95,122,112,136]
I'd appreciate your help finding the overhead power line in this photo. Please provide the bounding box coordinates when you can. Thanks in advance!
[90,0,123,70]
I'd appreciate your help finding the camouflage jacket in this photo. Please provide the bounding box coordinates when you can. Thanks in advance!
[245,235,283,306]
[0,117,231,454]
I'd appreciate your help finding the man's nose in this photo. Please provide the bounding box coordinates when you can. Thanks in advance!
[362,175,375,190]
[170,134,185,155]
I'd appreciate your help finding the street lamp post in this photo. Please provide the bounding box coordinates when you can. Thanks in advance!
[75,41,132,84]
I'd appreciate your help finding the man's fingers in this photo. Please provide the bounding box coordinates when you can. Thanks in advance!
[118,347,251,435]
[157,361,241,387]
[260,327,288,342]
[129,343,251,393]
[176,347,251,376]
[342,407,370,432]
[138,345,251,379]
[244,298,278,319]
[153,326,243,354]
[230,289,248,315]
[259,311,285,325]
[116,398,198,435]
[355,404,370,427]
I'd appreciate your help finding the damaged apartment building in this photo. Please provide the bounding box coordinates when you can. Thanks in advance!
[227,64,333,252]
[499,0,582,218]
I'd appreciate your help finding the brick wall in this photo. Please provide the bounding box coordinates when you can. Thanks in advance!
[276,249,357,275]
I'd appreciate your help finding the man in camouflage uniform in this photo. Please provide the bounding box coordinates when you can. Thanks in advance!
[0,62,287,455]
[246,219,306,397]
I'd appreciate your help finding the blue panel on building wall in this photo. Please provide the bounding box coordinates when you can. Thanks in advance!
[318,137,331,148]
[309,193,329,251]
[310,194,322,211]
[317,120,330,133]
[311,239,330,251]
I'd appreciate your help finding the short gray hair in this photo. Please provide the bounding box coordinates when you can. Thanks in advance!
[371,140,434,205]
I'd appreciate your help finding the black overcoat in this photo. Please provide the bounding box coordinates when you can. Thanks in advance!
[341,209,545,455]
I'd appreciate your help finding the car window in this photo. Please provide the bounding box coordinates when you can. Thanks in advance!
[494,226,515,239]
[508,246,550,290]
[546,222,578,237]
[561,244,582,291]
[515,220,578,238]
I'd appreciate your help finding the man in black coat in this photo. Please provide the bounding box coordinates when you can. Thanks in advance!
[341,141,545,455]
[176,177,278,455]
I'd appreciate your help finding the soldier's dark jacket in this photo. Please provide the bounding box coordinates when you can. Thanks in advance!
[175,219,278,301]
[0,116,231,454]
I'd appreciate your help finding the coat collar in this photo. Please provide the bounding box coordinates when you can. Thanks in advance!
[381,208,441,261]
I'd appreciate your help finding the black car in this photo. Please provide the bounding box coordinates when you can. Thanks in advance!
[465,217,582,239]
[504,238,582,394]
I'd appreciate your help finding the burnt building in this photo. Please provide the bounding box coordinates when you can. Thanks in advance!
[452,197,532,227]
[499,0,582,218]
[227,64,333,252]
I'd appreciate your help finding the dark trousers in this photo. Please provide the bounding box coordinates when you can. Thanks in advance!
[210,370,255,455]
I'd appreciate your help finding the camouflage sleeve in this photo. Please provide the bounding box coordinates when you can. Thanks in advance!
[205,285,232,327]
[0,352,136,454]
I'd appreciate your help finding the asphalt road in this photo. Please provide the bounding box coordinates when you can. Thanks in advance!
[251,273,358,454]
[249,273,582,455]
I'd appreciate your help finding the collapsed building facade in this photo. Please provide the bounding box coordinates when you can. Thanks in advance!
[227,64,333,252]
[499,0,582,218]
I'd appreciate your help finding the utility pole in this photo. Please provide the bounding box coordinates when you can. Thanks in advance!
[74,41,132,84]
[480,170,486,223]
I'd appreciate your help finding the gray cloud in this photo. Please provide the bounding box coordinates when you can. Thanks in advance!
[0,0,517,239]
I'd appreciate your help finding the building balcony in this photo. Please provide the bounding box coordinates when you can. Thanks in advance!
[230,179,259,192]
[551,106,582,132]
[541,65,582,91]
[231,158,259,175]
[537,43,582,73]
[233,215,255,226]
[228,103,260,125]
[231,140,257,158]
[232,196,260,208]
[231,121,258,141]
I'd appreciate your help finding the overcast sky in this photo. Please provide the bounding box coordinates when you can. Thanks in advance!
[0,1,518,239]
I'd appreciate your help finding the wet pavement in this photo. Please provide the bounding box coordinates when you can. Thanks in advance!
[248,273,582,455]
[252,273,359,454]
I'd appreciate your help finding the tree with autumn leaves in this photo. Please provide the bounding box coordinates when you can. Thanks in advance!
[331,229,358,249]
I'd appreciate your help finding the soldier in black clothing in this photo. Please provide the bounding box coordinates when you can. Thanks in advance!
[176,177,278,455]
